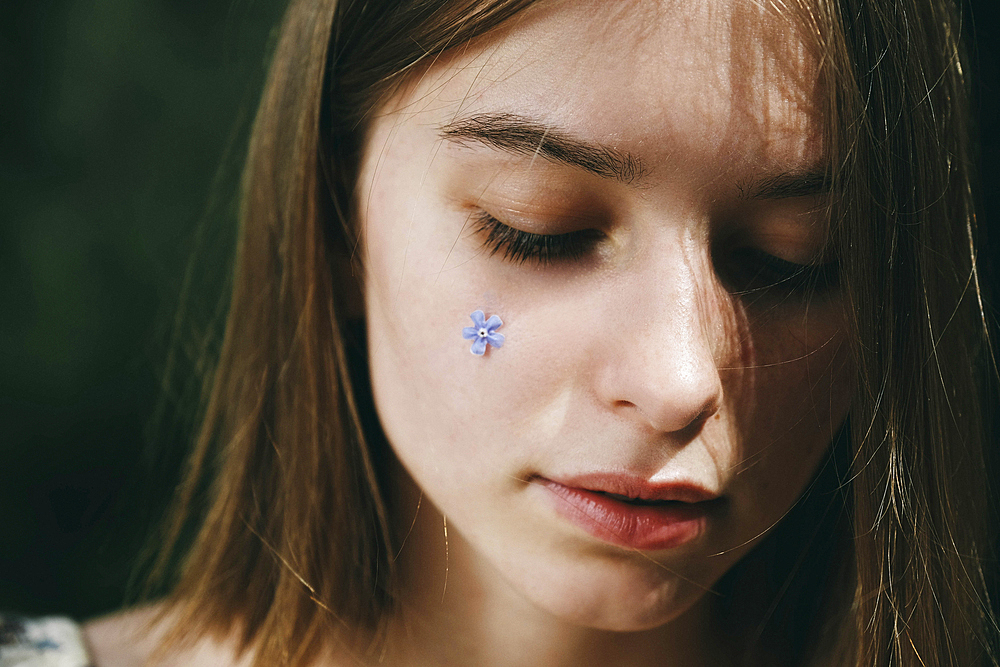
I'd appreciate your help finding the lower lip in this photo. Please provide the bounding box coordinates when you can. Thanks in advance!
[540,479,711,551]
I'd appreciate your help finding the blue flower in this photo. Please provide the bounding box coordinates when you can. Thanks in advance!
[462,310,504,355]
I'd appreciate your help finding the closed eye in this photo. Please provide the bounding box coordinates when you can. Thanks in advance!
[722,247,839,297]
[473,211,603,265]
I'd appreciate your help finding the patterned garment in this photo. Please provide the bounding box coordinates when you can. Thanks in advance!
[0,614,92,667]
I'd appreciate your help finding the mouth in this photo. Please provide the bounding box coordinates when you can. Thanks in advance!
[536,475,723,551]
[596,492,686,506]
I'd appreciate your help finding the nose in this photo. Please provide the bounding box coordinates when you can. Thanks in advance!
[597,250,725,435]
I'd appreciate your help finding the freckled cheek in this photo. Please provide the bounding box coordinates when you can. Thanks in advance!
[737,319,853,510]
[361,242,477,465]
[363,240,546,480]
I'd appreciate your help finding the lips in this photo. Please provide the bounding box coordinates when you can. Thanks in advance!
[537,475,721,551]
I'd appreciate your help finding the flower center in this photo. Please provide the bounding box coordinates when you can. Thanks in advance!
[478,328,488,338]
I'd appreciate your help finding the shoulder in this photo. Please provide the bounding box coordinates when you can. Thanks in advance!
[82,605,253,667]
[82,606,160,667]
[83,605,360,667]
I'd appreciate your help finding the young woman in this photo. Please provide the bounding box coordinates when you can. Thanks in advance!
[77,0,995,665]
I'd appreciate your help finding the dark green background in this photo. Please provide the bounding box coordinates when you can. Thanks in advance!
[1,0,998,621]
[0,0,287,618]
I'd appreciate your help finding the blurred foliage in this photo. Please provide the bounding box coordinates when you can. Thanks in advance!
[0,0,996,622]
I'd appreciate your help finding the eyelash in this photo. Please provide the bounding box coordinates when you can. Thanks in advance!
[473,211,602,265]
[473,211,839,296]
[723,247,839,297]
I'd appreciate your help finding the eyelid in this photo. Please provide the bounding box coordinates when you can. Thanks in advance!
[726,246,840,296]
[720,209,833,266]
[471,210,602,265]
[468,199,604,234]
[739,246,835,271]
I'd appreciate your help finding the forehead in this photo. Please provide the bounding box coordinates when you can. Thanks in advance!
[384,0,824,179]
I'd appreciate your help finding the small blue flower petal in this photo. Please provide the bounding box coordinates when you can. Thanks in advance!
[465,310,505,355]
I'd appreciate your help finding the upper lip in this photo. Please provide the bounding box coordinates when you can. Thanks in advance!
[543,473,720,503]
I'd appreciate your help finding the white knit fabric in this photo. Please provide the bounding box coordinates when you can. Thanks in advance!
[0,615,91,667]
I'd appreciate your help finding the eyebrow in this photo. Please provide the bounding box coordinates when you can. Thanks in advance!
[738,170,830,201]
[439,112,828,199]
[439,113,646,185]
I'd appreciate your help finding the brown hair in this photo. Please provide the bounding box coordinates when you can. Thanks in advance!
[831,0,996,663]
[152,0,998,665]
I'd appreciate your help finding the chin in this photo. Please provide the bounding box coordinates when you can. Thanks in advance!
[508,553,712,633]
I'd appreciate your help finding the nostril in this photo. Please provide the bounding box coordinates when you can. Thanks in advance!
[611,388,720,436]
[697,390,721,421]
[597,293,726,435]
[687,401,720,432]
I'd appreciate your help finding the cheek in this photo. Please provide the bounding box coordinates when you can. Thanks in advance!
[731,311,853,522]
[363,241,474,467]
[365,275,574,480]
[360,166,585,477]
[360,171,529,482]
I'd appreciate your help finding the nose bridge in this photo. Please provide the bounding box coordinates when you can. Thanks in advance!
[604,238,725,433]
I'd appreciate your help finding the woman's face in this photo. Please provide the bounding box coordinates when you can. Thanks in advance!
[358,0,853,633]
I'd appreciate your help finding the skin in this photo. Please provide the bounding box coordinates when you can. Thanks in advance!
[360,1,853,666]
[84,1,854,665]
